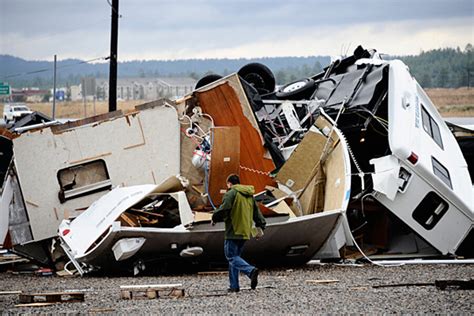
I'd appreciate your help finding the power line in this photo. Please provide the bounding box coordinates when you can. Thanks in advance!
[1,56,110,80]
[106,0,122,17]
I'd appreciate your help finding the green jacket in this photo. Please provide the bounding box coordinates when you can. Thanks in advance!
[212,184,266,240]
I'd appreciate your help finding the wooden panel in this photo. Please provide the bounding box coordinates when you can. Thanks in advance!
[323,142,346,211]
[196,81,276,193]
[208,127,240,205]
[276,130,327,192]
[299,164,326,215]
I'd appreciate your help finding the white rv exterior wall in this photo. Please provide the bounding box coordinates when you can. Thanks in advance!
[12,105,180,241]
[388,60,473,212]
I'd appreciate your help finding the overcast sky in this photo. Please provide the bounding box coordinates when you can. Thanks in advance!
[0,0,473,61]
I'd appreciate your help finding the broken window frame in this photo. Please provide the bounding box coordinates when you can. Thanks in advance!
[431,157,452,189]
[421,105,444,149]
[57,159,112,203]
[412,191,449,230]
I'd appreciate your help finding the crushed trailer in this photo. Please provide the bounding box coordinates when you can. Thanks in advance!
[1,45,472,275]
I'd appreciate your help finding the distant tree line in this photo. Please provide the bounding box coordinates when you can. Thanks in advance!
[1,44,472,89]
[395,44,473,88]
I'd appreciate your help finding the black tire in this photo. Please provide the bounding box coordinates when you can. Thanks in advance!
[238,63,276,95]
[195,74,223,89]
[276,78,316,100]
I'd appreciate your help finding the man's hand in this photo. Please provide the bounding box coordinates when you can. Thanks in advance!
[211,220,216,226]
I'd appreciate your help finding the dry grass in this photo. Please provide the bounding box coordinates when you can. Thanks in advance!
[1,88,473,119]
[425,87,474,117]
[0,100,143,119]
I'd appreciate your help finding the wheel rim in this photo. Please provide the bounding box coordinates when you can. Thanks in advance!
[283,81,306,92]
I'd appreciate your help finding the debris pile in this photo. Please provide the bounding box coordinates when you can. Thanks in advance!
[1,45,473,275]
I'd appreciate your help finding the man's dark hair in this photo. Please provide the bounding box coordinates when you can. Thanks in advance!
[226,174,240,185]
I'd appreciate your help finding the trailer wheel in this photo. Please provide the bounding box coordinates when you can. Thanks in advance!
[238,63,276,95]
[195,74,223,89]
[276,78,316,100]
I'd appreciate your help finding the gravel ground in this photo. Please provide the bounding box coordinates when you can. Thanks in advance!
[0,263,473,314]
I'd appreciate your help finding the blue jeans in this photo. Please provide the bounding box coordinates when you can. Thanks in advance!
[224,239,255,290]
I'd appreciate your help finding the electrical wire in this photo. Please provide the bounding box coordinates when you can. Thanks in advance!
[2,56,110,80]
[317,108,402,268]
[205,130,217,210]
[106,0,122,17]
[347,193,404,267]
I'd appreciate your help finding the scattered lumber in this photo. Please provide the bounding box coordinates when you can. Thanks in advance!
[197,271,228,275]
[374,280,474,290]
[0,291,22,295]
[435,279,474,290]
[128,208,164,218]
[89,308,116,313]
[373,282,433,288]
[305,279,339,284]
[120,284,184,300]
[15,302,56,307]
[19,291,84,304]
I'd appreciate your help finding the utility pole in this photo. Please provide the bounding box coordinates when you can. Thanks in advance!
[52,54,57,119]
[108,0,119,112]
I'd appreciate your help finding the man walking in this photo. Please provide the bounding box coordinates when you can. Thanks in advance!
[212,174,266,293]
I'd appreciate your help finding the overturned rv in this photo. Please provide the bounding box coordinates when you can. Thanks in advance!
[1,45,473,274]
[175,45,473,259]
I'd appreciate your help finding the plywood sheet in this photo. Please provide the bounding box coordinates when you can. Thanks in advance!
[208,127,240,205]
[299,176,317,215]
[195,81,275,192]
[323,142,346,211]
[299,166,327,215]
[276,130,327,192]
[272,200,296,218]
[193,211,213,222]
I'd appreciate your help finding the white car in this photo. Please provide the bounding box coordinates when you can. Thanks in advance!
[3,103,33,123]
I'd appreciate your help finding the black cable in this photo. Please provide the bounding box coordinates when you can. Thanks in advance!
[1,56,110,80]
[106,0,122,18]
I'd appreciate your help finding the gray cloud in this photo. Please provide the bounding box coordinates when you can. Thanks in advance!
[1,0,472,60]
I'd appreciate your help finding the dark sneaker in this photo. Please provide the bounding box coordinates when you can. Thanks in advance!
[250,268,259,290]
[227,288,240,293]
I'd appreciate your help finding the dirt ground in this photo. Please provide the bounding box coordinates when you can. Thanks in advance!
[1,88,473,119]
[0,263,472,314]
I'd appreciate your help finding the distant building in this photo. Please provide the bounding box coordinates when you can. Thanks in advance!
[70,85,82,101]
[96,77,197,101]
[10,88,49,103]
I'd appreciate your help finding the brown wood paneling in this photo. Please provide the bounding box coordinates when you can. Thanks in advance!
[195,81,275,193]
[208,127,240,204]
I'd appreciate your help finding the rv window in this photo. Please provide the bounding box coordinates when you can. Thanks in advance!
[412,192,449,230]
[57,160,112,203]
[421,106,443,149]
[431,157,452,189]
